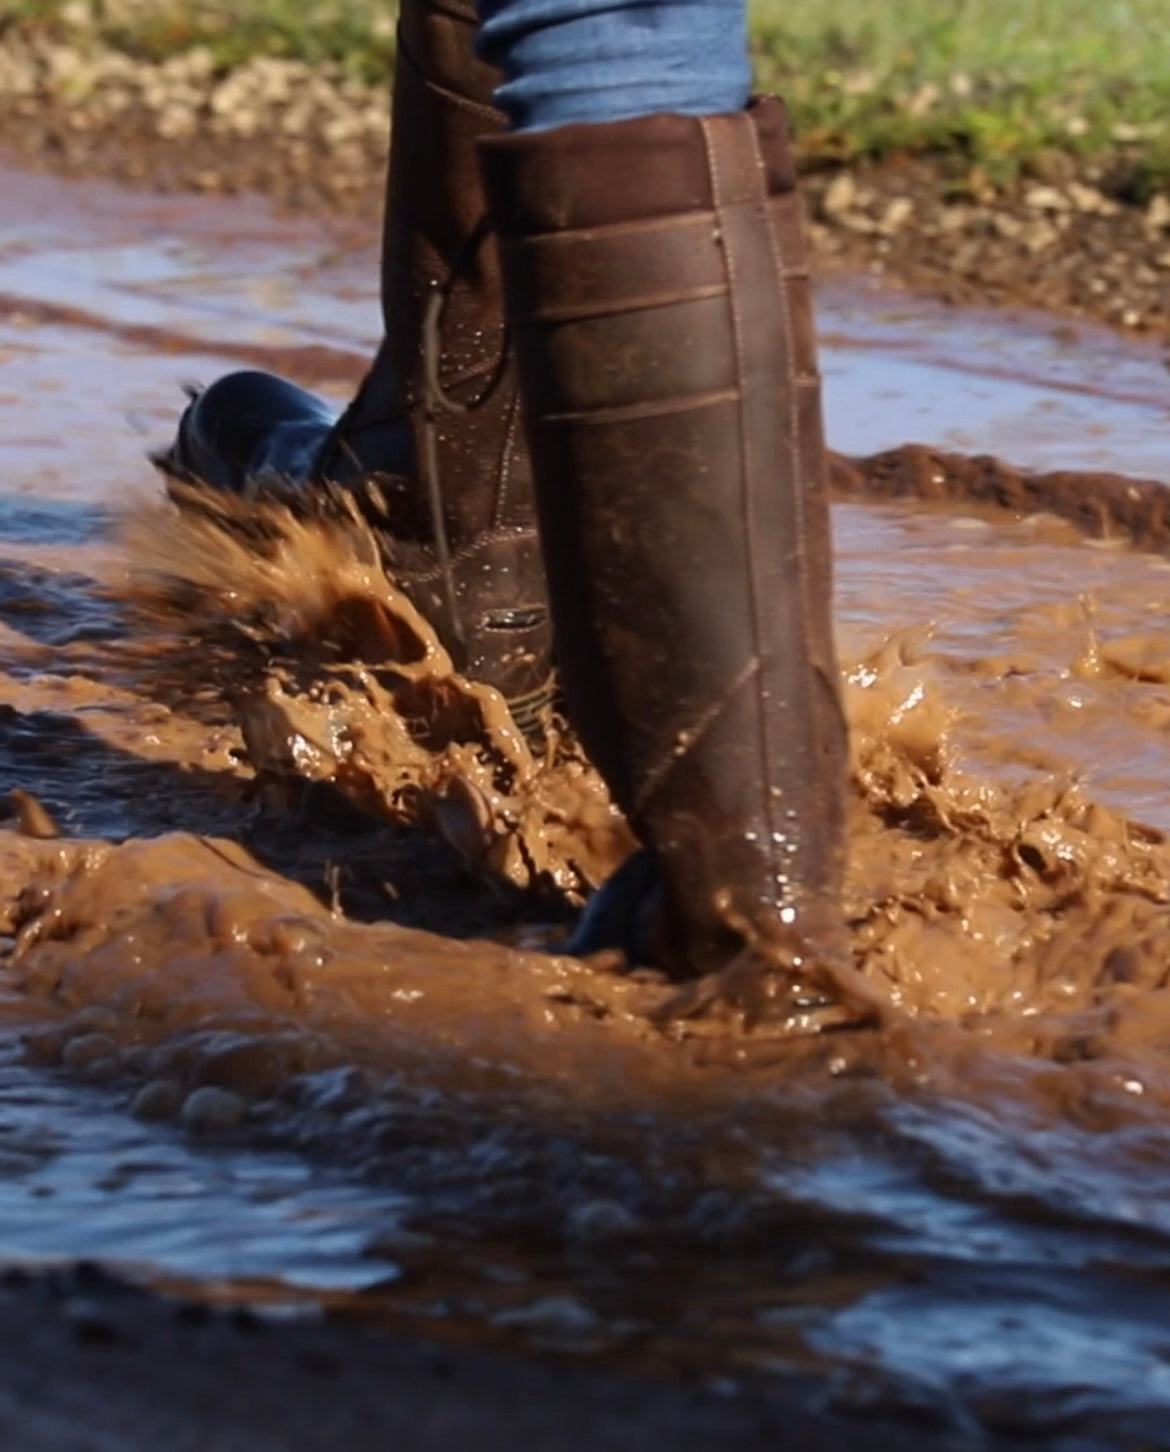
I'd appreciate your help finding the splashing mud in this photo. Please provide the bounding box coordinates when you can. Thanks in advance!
[7,164,1170,1438]
[6,450,1170,1441]
[106,467,1170,1051]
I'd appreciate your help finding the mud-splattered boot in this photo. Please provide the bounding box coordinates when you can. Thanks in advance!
[158,0,554,727]
[479,98,851,982]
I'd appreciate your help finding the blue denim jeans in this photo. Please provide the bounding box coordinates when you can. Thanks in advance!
[475,0,750,131]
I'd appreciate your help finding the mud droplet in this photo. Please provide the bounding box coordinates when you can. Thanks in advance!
[181,1085,247,1132]
[61,1032,118,1071]
[5,790,61,840]
[565,1198,643,1243]
[68,1006,120,1038]
[130,1078,185,1122]
[492,1295,601,1341]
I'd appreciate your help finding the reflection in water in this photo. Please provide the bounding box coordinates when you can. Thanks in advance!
[0,1042,407,1292]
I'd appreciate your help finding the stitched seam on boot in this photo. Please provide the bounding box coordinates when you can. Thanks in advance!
[699,113,783,887]
[748,119,822,852]
[633,656,760,816]
[431,0,480,28]
[398,34,503,127]
[512,213,716,246]
[543,389,738,427]
[491,387,525,530]
[512,210,814,273]
[388,524,543,585]
[511,283,727,325]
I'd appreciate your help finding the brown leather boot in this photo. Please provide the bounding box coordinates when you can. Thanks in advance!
[160,0,554,727]
[480,98,848,977]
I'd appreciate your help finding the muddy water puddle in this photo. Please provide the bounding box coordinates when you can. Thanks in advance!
[3,162,1170,1438]
[0,1041,408,1293]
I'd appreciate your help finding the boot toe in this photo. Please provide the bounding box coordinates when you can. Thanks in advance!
[161,370,339,494]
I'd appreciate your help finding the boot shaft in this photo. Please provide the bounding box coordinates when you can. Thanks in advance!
[163,0,554,718]
[329,0,552,714]
[342,0,531,545]
[382,0,506,388]
[481,99,848,971]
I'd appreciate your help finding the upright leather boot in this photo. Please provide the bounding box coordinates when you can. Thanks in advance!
[159,0,554,725]
[480,98,848,976]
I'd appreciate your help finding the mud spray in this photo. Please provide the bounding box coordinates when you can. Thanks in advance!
[6,427,1170,1435]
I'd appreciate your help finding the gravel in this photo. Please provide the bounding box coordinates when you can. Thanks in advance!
[0,31,1167,336]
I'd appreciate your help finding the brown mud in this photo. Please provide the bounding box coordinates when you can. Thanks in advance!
[4,162,1170,1447]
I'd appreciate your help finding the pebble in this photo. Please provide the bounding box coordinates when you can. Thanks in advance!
[1024,184,1070,212]
[878,196,914,235]
[821,171,858,217]
[1068,181,1119,216]
[1146,194,1170,232]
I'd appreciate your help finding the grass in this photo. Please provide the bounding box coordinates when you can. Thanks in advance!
[3,0,1168,192]
[753,0,1170,193]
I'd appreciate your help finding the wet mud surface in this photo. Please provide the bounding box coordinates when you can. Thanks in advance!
[3,164,1170,1446]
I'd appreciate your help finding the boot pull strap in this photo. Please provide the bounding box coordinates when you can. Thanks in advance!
[419,214,511,668]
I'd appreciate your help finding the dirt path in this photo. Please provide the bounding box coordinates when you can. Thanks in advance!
[0,35,1167,337]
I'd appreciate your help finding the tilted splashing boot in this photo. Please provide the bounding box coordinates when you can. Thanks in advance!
[158,0,554,727]
[480,97,850,979]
